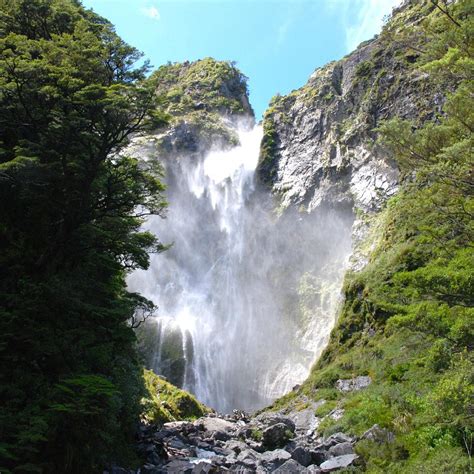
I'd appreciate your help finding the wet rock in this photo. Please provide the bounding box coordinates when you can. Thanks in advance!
[163,421,195,431]
[319,454,359,472]
[262,422,294,448]
[361,424,395,443]
[273,459,308,473]
[328,441,353,457]
[335,376,371,392]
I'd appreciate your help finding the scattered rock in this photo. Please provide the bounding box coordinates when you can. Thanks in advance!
[328,441,353,457]
[255,413,296,432]
[306,465,323,473]
[117,411,359,473]
[328,408,344,421]
[259,448,291,469]
[273,459,308,473]
[335,376,371,392]
[195,417,236,434]
[319,454,359,472]
[323,432,353,447]
[162,458,195,473]
[236,448,260,469]
[361,424,395,443]
[291,446,313,467]
[262,422,294,448]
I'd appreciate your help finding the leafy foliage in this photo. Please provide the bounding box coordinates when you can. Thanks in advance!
[0,0,167,471]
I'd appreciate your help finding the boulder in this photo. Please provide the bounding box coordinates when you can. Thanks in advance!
[259,448,291,469]
[309,449,327,466]
[224,440,249,454]
[291,446,313,467]
[323,432,353,447]
[319,454,359,472]
[255,413,296,432]
[236,448,260,469]
[361,424,395,443]
[335,376,371,392]
[211,430,231,442]
[306,466,323,473]
[286,402,324,436]
[272,459,308,473]
[262,422,293,448]
[195,417,236,434]
[191,462,215,474]
[328,442,353,457]
[162,459,195,473]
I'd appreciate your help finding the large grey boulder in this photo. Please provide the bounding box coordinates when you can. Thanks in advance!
[262,422,293,448]
[236,448,260,469]
[259,448,291,469]
[195,417,236,435]
[328,441,353,457]
[255,413,296,432]
[320,454,359,472]
[273,459,308,473]
[162,459,195,473]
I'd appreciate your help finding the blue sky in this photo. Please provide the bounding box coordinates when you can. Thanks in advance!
[82,0,401,118]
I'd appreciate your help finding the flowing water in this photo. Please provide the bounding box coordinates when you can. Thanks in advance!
[127,123,353,413]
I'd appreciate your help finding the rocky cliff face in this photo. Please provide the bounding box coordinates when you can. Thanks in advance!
[257,0,442,269]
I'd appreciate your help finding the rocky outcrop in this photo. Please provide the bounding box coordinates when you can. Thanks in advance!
[107,411,362,473]
[257,1,442,269]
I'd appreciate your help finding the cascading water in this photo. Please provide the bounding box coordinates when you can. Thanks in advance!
[128,122,353,413]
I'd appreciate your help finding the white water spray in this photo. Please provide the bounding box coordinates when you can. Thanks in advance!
[128,124,352,412]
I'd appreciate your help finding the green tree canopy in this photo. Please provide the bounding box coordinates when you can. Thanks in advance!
[0,0,167,471]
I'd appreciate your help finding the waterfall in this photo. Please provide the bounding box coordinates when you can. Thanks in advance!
[128,123,353,413]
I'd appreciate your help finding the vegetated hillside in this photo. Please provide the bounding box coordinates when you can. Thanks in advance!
[140,58,254,157]
[265,1,473,472]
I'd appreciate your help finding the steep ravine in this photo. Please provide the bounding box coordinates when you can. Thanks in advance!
[127,60,353,414]
[124,1,472,472]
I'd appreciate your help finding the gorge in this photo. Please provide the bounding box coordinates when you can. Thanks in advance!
[127,121,353,413]
[0,0,471,472]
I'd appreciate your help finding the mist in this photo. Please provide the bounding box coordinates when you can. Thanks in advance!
[127,122,354,413]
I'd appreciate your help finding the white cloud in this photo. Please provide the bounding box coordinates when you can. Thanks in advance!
[141,5,160,21]
[328,0,403,52]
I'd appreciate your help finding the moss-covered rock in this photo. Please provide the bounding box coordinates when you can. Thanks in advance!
[141,369,209,425]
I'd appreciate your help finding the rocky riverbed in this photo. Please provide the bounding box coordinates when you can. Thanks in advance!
[107,395,392,473]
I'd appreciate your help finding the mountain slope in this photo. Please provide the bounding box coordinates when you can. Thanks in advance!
[263,1,473,471]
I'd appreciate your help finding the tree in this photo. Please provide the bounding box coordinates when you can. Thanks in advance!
[0,0,167,471]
